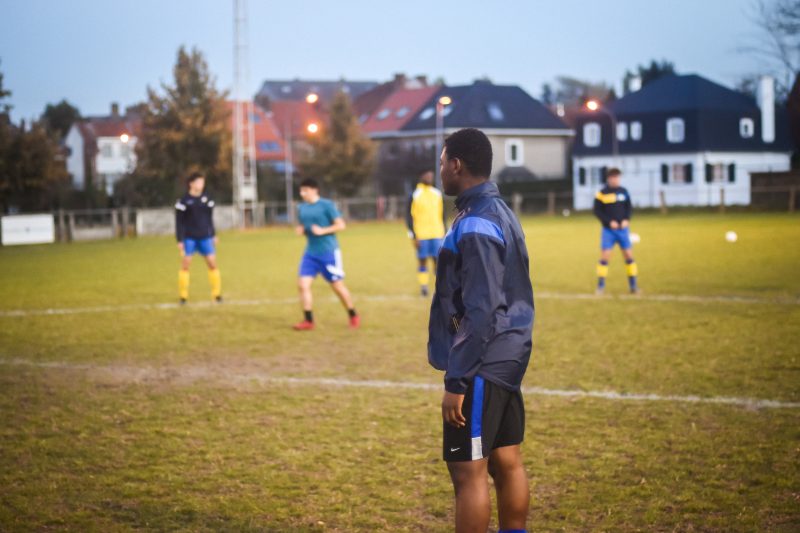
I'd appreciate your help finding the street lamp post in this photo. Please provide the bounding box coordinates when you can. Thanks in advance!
[283,93,319,224]
[586,100,618,166]
[434,95,452,190]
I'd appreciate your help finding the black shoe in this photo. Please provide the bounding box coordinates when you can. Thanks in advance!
[215,296,223,303]
[180,298,187,306]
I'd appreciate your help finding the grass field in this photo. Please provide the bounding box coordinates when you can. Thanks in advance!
[1,211,799,532]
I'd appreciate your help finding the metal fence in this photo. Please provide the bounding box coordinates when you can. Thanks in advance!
[28,185,800,243]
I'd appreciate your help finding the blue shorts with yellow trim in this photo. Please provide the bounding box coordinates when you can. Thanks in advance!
[601,227,632,250]
[417,238,443,259]
[183,237,215,256]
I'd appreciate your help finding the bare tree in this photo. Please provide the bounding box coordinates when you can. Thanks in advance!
[743,0,800,96]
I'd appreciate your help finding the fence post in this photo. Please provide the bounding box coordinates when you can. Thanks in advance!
[546,191,556,215]
[388,196,398,220]
[659,191,668,215]
[789,186,796,213]
[111,209,119,237]
[121,207,130,237]
[719,189,726,214]
[512,193,522,217]
[57,209,66,242]
[67,212,76,242]
[341,199,351,220]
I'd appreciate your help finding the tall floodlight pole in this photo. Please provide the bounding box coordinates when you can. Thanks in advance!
[232,0,258,227]
[434,95,452,190]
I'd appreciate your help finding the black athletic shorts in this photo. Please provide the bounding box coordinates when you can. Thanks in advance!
[443,375,525,462]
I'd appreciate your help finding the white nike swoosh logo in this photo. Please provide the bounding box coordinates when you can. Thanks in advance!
[450,447,460,452]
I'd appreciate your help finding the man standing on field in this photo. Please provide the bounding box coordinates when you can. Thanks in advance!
[428,128,534,533]
[593,167,639,294]
[292,178,360,331]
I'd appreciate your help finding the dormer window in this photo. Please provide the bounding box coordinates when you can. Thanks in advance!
[666,118,685,143]
[740,118,755,138]
[395,106,410,118]
[583,122,601,147]
[631,121,642,140]
[616,122,628,141]
[376,108,391,120]
[419,107,435,120]
[487,103,504,121]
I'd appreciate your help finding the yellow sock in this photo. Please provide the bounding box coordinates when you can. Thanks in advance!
[596,263,609,278]
[626,262,638,277]
[417,270,429,287]
[178,270,190,300]
[208,269,222,299]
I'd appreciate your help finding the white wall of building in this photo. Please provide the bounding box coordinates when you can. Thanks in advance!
[64,125,85,189]
[573,151,791,209]
[95,136,137,195]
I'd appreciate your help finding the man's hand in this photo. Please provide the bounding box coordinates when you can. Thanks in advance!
[442,391,466,428]
[310,224,325,236]
[621,219,629,229]
[413,239,420,250]
[177,242,185,257]
[609,220,620,230]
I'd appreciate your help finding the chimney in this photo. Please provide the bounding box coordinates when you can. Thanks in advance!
[629,76,642,93]
[110,102,120,117]
[393,73,407,85]
[758,76,775,143]
[415,75,428,87]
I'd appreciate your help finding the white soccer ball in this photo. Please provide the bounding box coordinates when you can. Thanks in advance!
[562,209,571,217]
[725,231,738,243]
[630,232,641,244]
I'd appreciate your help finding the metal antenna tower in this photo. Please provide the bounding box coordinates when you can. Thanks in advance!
[232,0,258,227]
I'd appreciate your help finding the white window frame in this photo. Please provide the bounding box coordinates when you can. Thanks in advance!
[616,122,628,141]
[583,122,601,147]
[666,117,685,143]
[630,121,642,141]
[100,143,113,158]
[739,118,754,139]
[376,108,391,120]
[504,139,524,167]
[671,163,687,184]
[589,167,604,186]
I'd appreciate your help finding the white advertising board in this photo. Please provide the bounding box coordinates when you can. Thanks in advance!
[1,214,56,245]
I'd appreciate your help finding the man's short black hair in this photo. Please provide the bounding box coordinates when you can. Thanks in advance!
[186,171,205,185]
[299,178,320,190]
[443,128,493,178]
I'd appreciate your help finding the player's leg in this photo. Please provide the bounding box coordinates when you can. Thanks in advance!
[329,280,359,328]
[447,459,491,533]
[201,239,222,302]
[294,275,315,330]
[178,240,195,303]
[596,228,615,294]
[618,229,639,293]
[489,445,529,531]
[416,240,431,296]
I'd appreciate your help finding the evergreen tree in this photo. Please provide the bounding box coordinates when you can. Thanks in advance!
[42,99,81,139]
[299,92,376,197]
[127,46,231,206]
[623,60,676,94]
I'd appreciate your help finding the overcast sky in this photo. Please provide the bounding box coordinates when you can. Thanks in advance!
[0,0,767,121]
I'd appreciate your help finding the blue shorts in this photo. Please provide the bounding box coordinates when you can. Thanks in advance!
[417,238,443,260]
[184,237,215,256]
[601,227,632,250]
[299,249,345,283]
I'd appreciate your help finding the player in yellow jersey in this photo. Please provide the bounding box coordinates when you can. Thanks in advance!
[406,170,447,296]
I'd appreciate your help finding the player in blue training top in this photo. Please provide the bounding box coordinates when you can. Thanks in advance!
[593,167,639,294]
[293,178,359,331]
[175,172,222,304]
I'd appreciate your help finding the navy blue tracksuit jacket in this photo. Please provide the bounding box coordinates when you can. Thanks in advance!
[428,181,535,394]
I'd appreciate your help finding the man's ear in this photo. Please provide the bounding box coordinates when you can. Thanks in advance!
[451,157,462,175]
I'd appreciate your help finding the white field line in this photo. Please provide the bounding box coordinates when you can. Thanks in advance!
[2,358,798,410]
[0,291,797,318]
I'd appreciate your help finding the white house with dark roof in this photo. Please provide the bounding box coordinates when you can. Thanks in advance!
[572,75,792,209]
[65,104,140,195]
[369,80,573,195]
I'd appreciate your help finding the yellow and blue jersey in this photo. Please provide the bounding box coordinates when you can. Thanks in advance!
[406,183,446,240]
[593,186,632,228]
